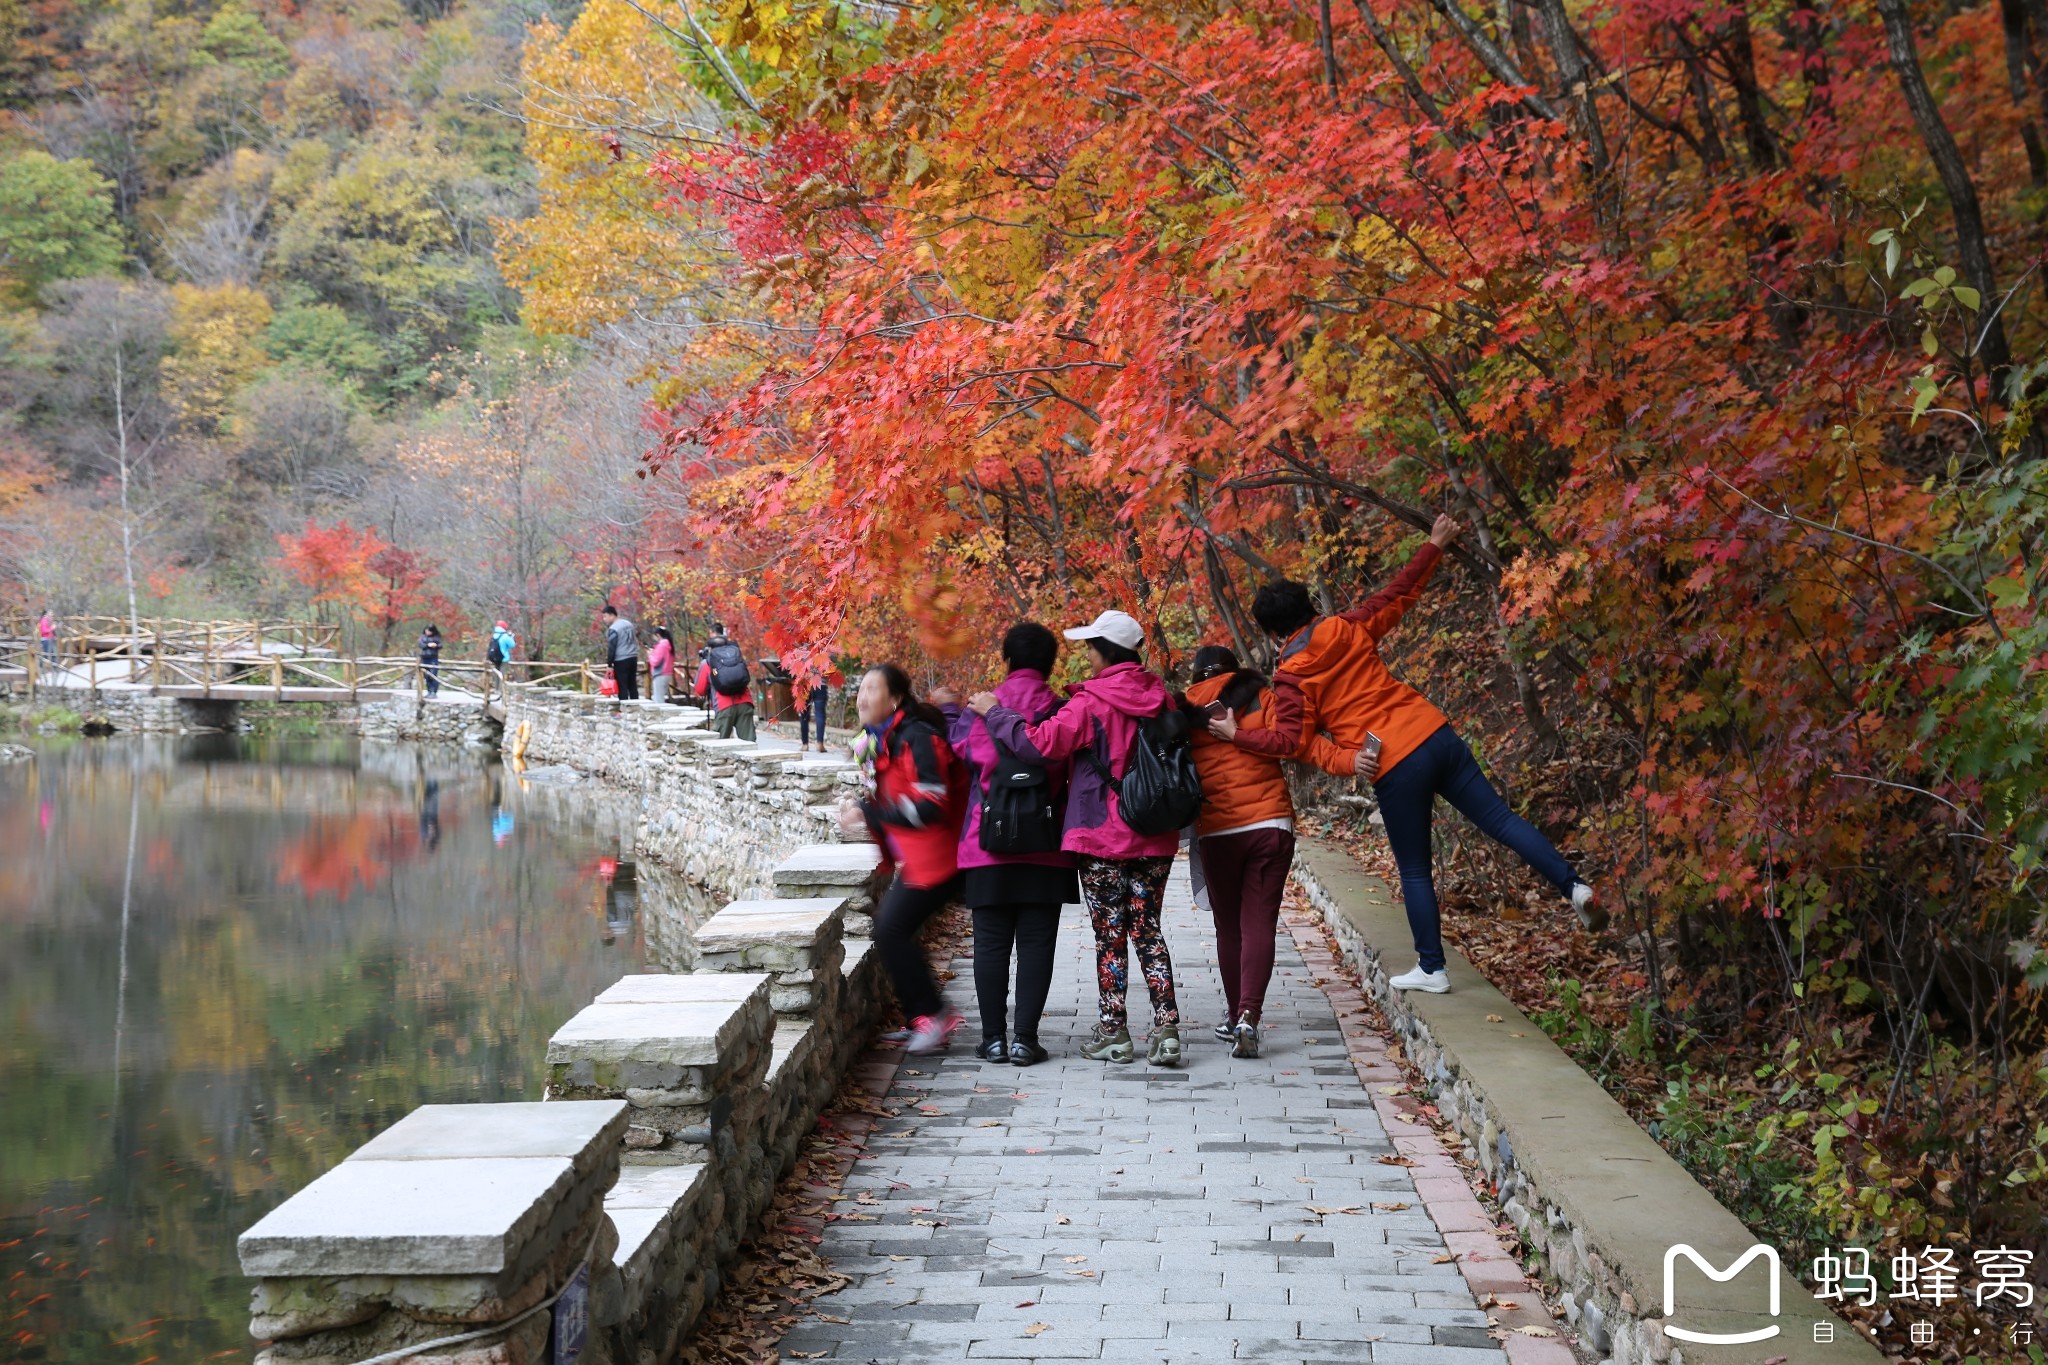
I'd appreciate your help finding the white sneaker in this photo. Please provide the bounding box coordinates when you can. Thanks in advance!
[1389,965,1450,993]
[1571,881,1608,932]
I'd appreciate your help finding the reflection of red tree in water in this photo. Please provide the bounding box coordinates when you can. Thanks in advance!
[275,814,430,898]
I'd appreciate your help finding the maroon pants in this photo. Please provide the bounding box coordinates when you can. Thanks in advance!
[1200,827,1296,1024]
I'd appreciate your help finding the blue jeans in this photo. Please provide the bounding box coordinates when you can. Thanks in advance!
[1374,725,1576,972]
[800,686,829,746]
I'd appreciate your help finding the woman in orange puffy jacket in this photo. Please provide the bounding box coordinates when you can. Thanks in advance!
[1218,515,1599,997]
[1182,646,1293,1060]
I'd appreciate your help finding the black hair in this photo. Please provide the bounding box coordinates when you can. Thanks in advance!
[865,663,947,730]
[1001,621,1058,676]
[601,603,618,617]
[656,627,673,644]
[425,623,440,635]
[1190,645,1239,681]
[1250,580,1316,638]
[1086,638,1144,669]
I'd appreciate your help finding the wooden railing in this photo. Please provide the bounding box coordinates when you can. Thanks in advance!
[2,614,343,660]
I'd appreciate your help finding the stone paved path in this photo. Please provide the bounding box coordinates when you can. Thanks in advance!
[783,864,1512,1364]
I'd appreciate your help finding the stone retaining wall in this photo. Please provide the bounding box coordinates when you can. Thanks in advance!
[17,679,499,745]
[238,686,894,1365]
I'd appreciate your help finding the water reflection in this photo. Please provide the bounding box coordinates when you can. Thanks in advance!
[0,736,652,1363]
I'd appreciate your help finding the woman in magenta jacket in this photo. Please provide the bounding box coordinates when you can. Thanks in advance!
[936,623,1077,1066]
[969,609,1182,1067]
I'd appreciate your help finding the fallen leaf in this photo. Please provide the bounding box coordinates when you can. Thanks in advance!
[1053,1214,1071,1225]
[1067,1269,1097,1278]
[1307,1205,1363,1216]
[1376,1155,1418,1167]
[1486,1014,1504,1023]
[1015,1301,1036,1309]
[1063,1255,1088,1263]
[790,1352,828,1359]
[813,1314,850,1324]
[1763,1357,1788,1365]
[1432,1253,1461,1264]
[1371,1202,1411,1212]
[1509,1032,1526,1038]
[1024,1323,1051,1337]
[1515,1325,1556,1338]
[978,1120,1002,1128]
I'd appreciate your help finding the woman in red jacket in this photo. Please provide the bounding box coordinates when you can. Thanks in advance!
[840,664,970,1053]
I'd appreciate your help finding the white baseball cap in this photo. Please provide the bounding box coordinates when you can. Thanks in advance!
[1063,610,1145,650]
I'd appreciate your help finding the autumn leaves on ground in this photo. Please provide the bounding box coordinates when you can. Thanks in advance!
[4,0,2046,1355]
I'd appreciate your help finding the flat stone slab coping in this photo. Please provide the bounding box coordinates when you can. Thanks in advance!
[547,989,769,1069]
[239,1100,629,1277]
[593,973,771,1007]
[693,897,843,949]
[239,1157,584,1277]
[772,844,881,886]
[349,1101,629,1180]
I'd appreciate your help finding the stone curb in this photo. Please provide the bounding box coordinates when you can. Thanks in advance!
[1283,906,1581,1364]
[1290,840,1887,1365]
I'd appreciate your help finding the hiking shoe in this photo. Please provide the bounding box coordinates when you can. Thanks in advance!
[1389,965,1450,994]
[1212,1019,1236,1042]
[1148,1024,1182,1068]
[905,1011,963,1054]
[1009,1038,1049,1067]
[977,1036,1009,1063]
[1082,1023,1134,1063]
[1571,881,1609,932]
[1230,1014,1261,1059]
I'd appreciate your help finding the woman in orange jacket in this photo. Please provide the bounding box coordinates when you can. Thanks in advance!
[1218,515,1599,996]
[1183,646,1293,1059]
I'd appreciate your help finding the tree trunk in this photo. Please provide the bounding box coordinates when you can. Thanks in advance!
[1998,0,2048,191]
[1874,0,2015,377]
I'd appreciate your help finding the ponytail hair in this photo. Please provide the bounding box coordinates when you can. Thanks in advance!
[866,663,947,730]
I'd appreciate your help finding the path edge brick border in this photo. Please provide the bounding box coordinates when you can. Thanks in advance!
[1289,840,1888,1365]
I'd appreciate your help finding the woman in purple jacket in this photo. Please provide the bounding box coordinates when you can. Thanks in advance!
[969,609,1183,1067]
[936,623,1077,1066]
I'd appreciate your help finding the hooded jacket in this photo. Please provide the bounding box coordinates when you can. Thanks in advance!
[941,668,1076,873]
[1231,543,1446,780]
[1185,671,1292,837]
[862,707,968,888]
[981,661,1179,860]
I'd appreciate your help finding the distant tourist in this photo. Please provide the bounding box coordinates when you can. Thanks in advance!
[800,657,844,754]
[488,620,517,672]
[601,604,639,702]
[649,627,675,704]
[418,624,443,697]
[37,609,56,667]
[694,627,756,740]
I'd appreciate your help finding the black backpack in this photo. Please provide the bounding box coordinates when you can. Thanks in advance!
[706,641,750,697]
[1087,708,1202,837]
[486,636,503,667]
[979,739,1063,855]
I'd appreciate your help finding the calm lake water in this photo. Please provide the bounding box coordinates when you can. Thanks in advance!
[0,735,652,1363]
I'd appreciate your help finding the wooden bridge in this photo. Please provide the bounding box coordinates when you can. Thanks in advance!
[1,614,622,722]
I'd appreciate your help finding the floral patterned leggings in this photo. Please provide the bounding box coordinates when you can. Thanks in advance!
[1078,855,1179,1029]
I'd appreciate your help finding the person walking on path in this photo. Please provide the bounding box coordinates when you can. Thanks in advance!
[799,659,844,753]
[36,610,56,668]
[488,620,517,674]
[933,623,1078,1067]
[839,664,969,1054]
[1217,514,1599,996]
[693,628,757,740]
[417,624,443,697]
[1182,645,1293,1058]
[970,609,1184,1067]
[648,627,675,705]
[601,604,639,702]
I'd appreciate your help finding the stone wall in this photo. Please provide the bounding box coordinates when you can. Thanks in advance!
[239,685,894,1365]
[18,678,500,745]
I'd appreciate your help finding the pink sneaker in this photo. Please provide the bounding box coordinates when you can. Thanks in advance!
[904,1010,963,1054]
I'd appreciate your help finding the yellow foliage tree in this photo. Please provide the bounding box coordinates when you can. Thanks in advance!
[498,0,734,339]
[161,281,274,433]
